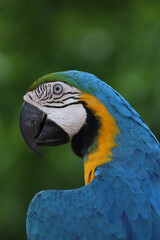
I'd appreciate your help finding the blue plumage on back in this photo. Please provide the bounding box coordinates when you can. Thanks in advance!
[24,71,160,240]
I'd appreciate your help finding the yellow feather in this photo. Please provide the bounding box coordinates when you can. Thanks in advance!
[80,93,120,185]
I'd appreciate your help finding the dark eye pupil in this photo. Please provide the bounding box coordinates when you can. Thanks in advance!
[55,86,60,91]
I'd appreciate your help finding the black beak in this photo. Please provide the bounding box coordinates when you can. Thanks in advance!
[19,102,70,156]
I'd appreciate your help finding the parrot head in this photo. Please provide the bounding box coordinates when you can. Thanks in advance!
[20,70,156,185]
[20,71,121,184]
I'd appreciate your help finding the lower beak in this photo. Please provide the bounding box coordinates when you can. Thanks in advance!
[19,102,70,156]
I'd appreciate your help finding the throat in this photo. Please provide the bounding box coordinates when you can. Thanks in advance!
[81,93,120,185]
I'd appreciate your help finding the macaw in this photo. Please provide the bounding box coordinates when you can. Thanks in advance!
[19,71,160,240]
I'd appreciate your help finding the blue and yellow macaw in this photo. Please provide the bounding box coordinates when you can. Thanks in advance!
[19,71,160,240]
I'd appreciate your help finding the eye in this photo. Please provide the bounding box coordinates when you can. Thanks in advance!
[53,84,63,95]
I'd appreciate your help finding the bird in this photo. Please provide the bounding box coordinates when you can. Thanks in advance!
[19,70,160,240]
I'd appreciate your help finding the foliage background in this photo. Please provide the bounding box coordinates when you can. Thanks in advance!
[0,0,160,239]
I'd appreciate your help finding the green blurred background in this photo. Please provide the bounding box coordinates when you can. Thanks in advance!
[0,0,160,239]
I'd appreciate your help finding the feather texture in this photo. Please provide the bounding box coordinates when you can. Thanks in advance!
[26,71,160,240]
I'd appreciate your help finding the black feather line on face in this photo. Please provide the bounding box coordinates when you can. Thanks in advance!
[51,91,80,100]
[45,96,79,104]
[62,96,79,102]
[45,100,64,104]
[71,105,100,158]
[43,101,83,108]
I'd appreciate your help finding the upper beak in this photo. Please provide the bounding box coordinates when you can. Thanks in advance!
[19,102,70,156]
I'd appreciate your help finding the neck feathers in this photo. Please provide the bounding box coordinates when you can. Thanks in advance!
[81,93,120,185]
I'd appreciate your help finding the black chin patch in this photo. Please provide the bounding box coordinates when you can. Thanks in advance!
[71,107,100,158]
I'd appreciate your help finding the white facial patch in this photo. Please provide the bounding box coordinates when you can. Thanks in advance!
[46,104,86,138]
[24,81,87,139]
